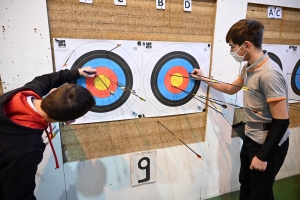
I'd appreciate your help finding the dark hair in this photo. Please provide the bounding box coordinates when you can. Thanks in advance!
[226,19,264,48]
[41,84,95,121]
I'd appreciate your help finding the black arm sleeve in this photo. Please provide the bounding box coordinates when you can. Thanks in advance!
[23,69,80,97]
[256,118,289,162]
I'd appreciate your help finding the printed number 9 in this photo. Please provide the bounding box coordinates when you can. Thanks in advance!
[138,157,150,183]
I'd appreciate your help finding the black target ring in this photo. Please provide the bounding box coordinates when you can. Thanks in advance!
[268,52,282,70]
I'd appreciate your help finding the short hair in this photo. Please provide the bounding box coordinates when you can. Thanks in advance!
[41,84,95,121]
[226,19,265,48]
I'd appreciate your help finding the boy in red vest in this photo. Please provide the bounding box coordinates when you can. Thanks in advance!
[0,67,96,200]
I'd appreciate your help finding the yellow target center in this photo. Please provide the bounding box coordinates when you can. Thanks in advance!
[171,73,183,87]
[94,75,111,90]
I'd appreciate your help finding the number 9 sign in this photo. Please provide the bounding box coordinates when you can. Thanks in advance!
[130,151,156,186]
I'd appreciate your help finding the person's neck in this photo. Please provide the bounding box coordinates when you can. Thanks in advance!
[247,48,264,66]
[32,99,56,123]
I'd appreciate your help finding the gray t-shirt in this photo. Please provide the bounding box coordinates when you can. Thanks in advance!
[239,52,290,145]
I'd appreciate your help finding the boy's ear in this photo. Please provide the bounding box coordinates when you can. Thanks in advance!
[49,88,57,93]
[244,41,251,49]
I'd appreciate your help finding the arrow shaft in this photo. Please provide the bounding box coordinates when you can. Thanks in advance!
[65,50,74,63]
[105,75,145,101]
[196,94,259,113]
[108,45,120,52]
[173,86,225,115]
[157,121,201,157]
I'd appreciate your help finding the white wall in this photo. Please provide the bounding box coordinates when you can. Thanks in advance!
[0,0,53,92]
[0,1,65,200]
[0,0,300,200]
[249,0,300,9]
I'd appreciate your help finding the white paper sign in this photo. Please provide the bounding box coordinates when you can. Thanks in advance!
[79,0,92,4]
[184,0,192,12]
[114,0,126,6]
[275,7,282,19]
[156,0,165,10]
[268,6,275,18]
[130,151,156,186]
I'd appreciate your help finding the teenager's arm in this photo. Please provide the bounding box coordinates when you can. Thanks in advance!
[190,69,243,95]
[23,66,96,97]
[255,100,289,162]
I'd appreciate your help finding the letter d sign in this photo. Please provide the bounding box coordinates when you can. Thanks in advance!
[184,0,192,12]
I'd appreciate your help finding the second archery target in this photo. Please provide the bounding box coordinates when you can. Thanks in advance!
[143,42,210,116]
[151,51,200,107]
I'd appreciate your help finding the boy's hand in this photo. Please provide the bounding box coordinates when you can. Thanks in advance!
[78,66,97,78]
[250,156,267,171]
[190,69,204,80]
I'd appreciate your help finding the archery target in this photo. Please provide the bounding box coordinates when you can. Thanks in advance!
[70,50,133,113]
[151,51,200,107]
[143,43,210,115]
[53,39,142,123]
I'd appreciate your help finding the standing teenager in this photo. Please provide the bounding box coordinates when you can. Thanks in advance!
[191,19,290,200]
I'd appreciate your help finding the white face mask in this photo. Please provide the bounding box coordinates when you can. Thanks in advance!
[230,43,247,62]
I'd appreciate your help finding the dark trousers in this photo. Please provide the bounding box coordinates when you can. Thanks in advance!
[239,136,289,200]
[0,152,44,200]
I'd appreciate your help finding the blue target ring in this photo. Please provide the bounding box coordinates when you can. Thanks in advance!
[70,50,133,113]
[151,51,201,107]
[291,59,300,95]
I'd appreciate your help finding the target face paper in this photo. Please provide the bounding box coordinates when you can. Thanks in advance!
[53,39,210,124]
[142,42,210,117]
[260,44,300,103]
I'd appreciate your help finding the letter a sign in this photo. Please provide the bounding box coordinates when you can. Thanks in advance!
[184,0,192,12]
[268,6,275,18]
